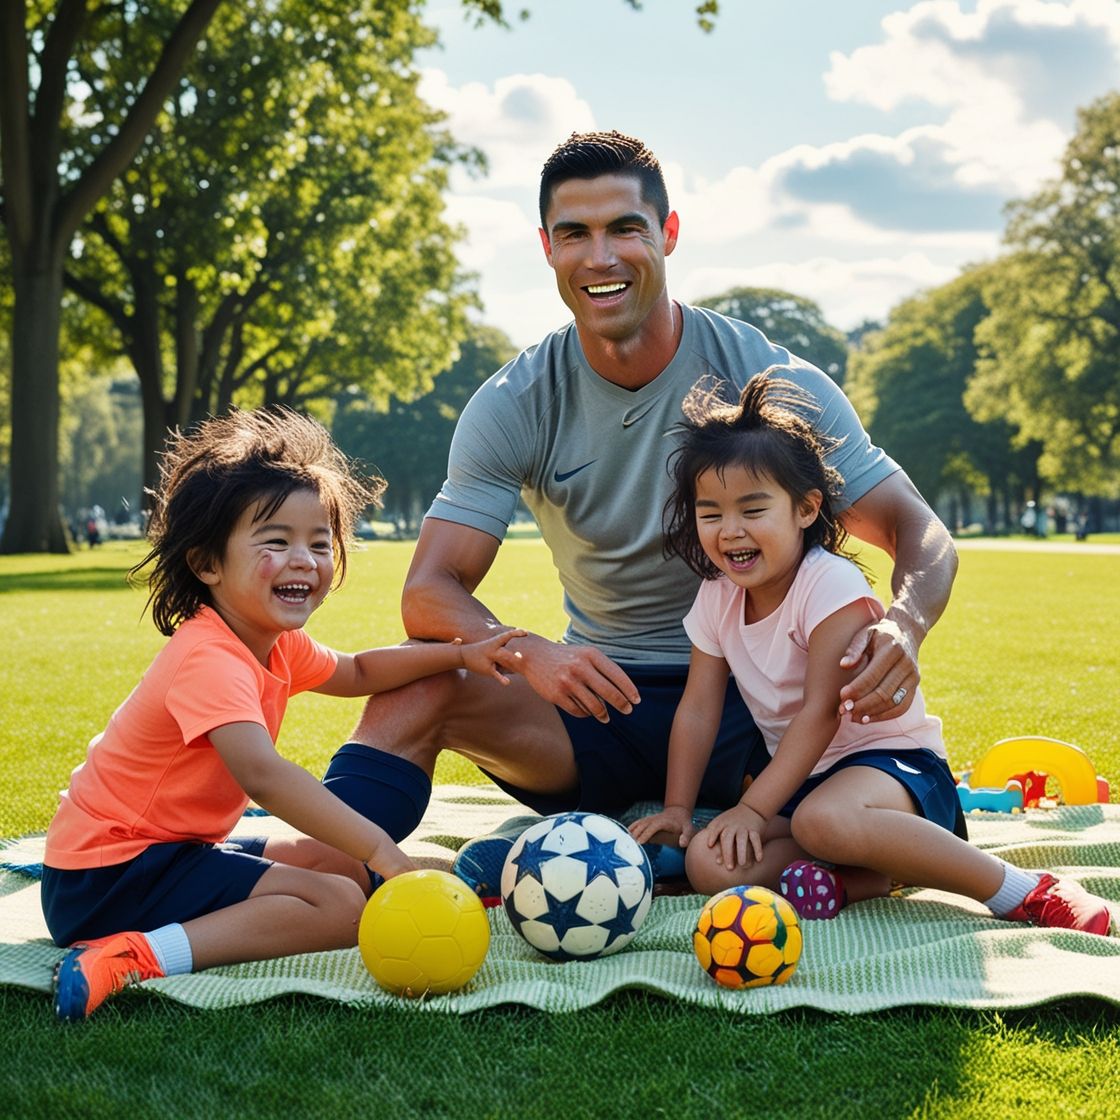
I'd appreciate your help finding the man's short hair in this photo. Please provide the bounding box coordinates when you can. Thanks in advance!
[539,130,670,229]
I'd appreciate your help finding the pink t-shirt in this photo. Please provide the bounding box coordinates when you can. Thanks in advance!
[45,606,338,869]
[684,547,943,775]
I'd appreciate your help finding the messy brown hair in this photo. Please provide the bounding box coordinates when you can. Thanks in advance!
[131,407,383,635]
[664,370,858,580]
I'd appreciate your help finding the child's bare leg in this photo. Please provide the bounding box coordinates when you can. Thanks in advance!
[263,835,372,893]
[790,768,1004,900]
[684,816,804,896]
[183,863,367,970]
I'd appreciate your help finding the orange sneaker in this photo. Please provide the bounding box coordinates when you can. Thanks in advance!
[53,931,164,1022]
[1005,873,1112,936]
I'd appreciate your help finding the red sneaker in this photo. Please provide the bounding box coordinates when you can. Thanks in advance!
[53,931,165,1022]
[1005,873,1112,936]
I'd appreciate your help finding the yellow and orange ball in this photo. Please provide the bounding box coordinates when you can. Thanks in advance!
[693,884,802,989]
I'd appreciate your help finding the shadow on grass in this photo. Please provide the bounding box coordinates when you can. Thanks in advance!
[0,568,135,594]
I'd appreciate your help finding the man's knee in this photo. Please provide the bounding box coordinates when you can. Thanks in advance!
[349,670,463,757]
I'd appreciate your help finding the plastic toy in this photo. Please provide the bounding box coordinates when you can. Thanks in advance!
[955,774,1024,813]
[969,737,1110,806]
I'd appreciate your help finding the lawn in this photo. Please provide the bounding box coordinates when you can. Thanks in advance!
[1,539,1118,1118]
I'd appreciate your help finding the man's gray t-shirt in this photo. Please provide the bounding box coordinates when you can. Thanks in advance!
[426,304,899,663]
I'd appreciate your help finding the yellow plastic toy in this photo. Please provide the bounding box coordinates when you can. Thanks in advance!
[968,736,1110,806]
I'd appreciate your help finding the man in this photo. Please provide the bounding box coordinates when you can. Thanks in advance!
[321,130,958,897]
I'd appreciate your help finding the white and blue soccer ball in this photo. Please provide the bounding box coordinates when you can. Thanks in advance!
[500,811,654,961]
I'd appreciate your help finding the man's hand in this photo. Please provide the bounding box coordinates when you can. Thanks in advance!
[703,804,767,871]
[837,615,919,723]
[501,632,640,722]
[628,805,695,849]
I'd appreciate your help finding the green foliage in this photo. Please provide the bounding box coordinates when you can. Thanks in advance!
[846,265,1039,518]
[64,0,474,496]
[695,286,849,383]
[332,323,517,528]
[969,92,1120,497]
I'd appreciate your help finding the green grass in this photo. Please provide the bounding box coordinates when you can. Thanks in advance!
[2,539,1119,1118]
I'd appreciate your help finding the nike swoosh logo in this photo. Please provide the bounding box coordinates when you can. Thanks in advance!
[553,460,597,482]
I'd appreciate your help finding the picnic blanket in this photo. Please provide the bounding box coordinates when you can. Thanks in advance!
[3,789,1119,1015]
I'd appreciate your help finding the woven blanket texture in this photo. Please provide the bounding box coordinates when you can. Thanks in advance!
[3,790,1118,1015]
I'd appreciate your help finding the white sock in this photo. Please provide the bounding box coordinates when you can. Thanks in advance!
[144,923,194,975]
[984,863,1042,916]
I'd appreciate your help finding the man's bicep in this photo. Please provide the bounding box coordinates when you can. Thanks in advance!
[840,470,941,558]
[405,518,503,598]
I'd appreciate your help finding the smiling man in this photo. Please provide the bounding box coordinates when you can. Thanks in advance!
[321,131,958,897]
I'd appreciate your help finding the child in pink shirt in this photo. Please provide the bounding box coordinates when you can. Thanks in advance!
[631,373,1111,936]
[45,407,522,1020]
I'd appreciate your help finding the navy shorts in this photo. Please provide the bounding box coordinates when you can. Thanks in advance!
[779,747,969,839]
[480,662,768,817]
[41,836,272,947]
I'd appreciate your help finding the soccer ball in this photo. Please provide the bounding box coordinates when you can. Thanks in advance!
[693,884,802,989]
[501,811,654,961]
[358,869,490,997]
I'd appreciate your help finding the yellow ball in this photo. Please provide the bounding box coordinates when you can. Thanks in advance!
[692,885,801,989]
[358,869,490,997]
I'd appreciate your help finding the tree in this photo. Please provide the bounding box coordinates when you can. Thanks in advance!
[332,323,516,529]
[0,0,222,553]
[1,0,721,553]
[693,286,849,384]
[845,264,1038,528]
[64,0,472,500]
[968,91,1120,497]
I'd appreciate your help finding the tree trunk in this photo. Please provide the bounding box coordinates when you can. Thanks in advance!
[1,261,69,553]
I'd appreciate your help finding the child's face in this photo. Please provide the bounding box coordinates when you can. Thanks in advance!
[195,487,334,663]
[694,465,821,621]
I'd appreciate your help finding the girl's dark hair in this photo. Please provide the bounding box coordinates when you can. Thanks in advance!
[539,129,670,228]
[664,370,858,580]
[131,406,383,635]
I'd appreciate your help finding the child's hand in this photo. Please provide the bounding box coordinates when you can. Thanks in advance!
[368,838,416,881]
[705,804,766,871]
[628,805,696,849]
[454,629,527,684]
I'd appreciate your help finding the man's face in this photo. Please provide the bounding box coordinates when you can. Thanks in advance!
[540,173,678,344]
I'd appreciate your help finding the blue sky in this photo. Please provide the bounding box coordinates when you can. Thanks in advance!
[417,0,1120,350]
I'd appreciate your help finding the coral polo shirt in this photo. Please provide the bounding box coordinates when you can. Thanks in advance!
[45,606,337,870]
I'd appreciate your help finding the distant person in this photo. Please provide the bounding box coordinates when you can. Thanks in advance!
[85,515,100,549]
[320,129,958,899]
[1075,511,1090,542]
[1020,502,1037,536]
[42,408,520,1021]
[628,374,1111,935]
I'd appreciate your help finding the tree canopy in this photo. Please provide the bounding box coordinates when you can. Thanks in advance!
[845,264,1039,528]
[64,0,473,498]
[694,286,849,384]
[967,91,1120,498]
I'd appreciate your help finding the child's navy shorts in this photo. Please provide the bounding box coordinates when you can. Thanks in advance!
[41,836,272,947]
[479,662,768,818]
[779,747,969,839]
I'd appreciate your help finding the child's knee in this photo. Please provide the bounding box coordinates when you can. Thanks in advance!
[685,837,727,895]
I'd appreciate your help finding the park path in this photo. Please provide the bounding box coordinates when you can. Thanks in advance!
[954,538,1120,555]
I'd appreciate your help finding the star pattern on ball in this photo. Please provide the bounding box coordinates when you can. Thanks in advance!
[509,834,552,885]
[599,894,644,949]
[569,833,632,886]
[533,887,597,941]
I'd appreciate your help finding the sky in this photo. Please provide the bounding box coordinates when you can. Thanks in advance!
[416,0,1120,351]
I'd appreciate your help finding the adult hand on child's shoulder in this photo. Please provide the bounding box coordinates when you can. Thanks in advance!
[501,633,640,724]
[837,615,919,724]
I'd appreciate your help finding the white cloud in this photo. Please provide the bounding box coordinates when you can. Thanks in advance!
[824,0,1120,190]
[419,69,595,192]
[441,194,536,270]
[679,253,965,331]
